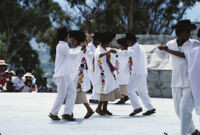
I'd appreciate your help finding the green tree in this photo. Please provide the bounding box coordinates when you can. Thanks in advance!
[0,0,67,84]
[66,0,199,34]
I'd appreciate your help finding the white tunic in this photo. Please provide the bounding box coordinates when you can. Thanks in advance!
[71,46,91,92]
[94,46,119,94]
[157,39,200,88]
[184,44,200,114]
[86,42,98,82]
[117,42,147,76]
[115,49,131,85]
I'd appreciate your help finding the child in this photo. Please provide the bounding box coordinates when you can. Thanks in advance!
[69,30,94,119]
[94,32,121,115]
[115,38,130,104]
[157,20,200,135]
[118,33,155,116]
[49,27,86,121]
[21,78,33,92]
[87,32,101,104]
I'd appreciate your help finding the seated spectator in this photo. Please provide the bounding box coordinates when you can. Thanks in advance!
[21,78,33,92]
[5,81,15,92]
[0,60,8,74]
[0,73,7,92]
[12,68,25,92]
[24,72,37,92]
[38,77,53,93]
[6,70,16,81]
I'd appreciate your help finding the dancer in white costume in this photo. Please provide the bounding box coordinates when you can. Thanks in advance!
[49,27,85,121]
[94,32,121,115]
[87,33,101,104]
[157,20,200,135]
[117,33,155,116]
[115,38,130,104]
[69,30,94,119]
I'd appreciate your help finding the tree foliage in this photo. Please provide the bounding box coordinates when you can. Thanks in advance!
[66,0,199,34]
[0,0,67,84]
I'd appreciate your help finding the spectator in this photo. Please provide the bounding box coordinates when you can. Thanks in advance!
[21,78,33,92]
[3,71,16,92]
[0,73,7,92]
[6,71,16,81]
[0,60,8,74]
[24,72,37,92]
[38,77,53,93]
[12,68,25,92]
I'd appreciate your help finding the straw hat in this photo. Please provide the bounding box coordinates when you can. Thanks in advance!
[0,60,8,66]
[24,72,34,78]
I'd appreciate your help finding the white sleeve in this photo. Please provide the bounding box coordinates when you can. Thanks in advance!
[57,43,70,56]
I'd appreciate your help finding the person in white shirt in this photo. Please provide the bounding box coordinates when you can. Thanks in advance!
[87,32,101,104]
[12,68,25,92]
[118,33,155,116]
[115,38,130,104]
[157,20,200,135]
[21,78,33,92]
[49,27,86,121]
[69,30,94,119]
[94,32,121,115]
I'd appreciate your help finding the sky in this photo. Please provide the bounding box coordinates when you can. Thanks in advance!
[53,0,200,23]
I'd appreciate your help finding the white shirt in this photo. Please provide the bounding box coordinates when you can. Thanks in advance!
[157,39,200,88]
[21,86,31,92]
[12,76,25,91]
[94,46,119,94]
[117,42,147,76]
[53,41,84,83]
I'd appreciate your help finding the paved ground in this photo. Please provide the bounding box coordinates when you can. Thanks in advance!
[0,93,199,135]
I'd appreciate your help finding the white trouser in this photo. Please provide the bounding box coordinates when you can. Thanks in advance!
[172,88,196,135]
[50,77,76,115]
[90,80,99,100]
[126,75,154,110]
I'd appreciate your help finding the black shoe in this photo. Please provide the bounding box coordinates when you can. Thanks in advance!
[115,98,125,104]
[142,109,156,116]
[95,109,106,115]
[62,114,76,121]
[84,110,95,119]
[129,108,143,116]
[103,110,112,115]
[48,113,61,120]
[192,129,200,135]
[89,99,99,104]
[123,96,129,103]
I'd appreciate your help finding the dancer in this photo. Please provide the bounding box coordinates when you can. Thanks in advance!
[69,30,94,119]
[115,38,130,104]
[94,32,121,115]
[49,27,85,121]
[87,32,101,104]
[118,33,155,116]
[157,20,200,135]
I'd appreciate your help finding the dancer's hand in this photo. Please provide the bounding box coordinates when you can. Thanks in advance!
[158,45,168,51]
[81,44,87,53]
[109,49,117,54]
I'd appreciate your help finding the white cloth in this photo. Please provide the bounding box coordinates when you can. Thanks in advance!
[21,86,31,92]
[50,77,76,115]
[117,42,147,76]
[184,45,200,114]
[172,88,196,135]
[126,75,154,110]
[53,41,84,83]
[12,76,25,91]
[71,46,91,92]
[94,46,119,94]
[116,49,130,85]
[156,39,200,88]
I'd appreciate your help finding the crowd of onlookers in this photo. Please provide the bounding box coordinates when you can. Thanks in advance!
[0,60,54,93]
